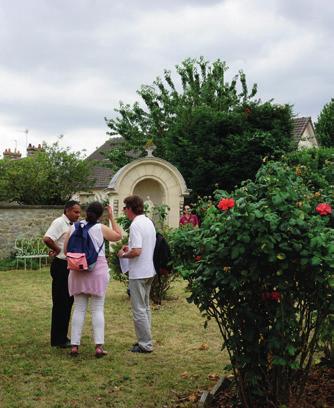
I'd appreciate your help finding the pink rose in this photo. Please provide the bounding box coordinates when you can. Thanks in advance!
[218,198,235,211]
[315,203,332,216]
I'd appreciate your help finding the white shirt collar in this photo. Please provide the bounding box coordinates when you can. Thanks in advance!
[61,213,72,225]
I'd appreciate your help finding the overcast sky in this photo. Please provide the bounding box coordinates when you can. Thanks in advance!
[0,0,333,158]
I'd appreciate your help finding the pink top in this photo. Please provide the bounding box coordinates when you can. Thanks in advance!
[179,214,199,227]
[68,223,110,297]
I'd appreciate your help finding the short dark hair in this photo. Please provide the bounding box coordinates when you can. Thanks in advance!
[64,200,80,214]
[124,195,144,215]
[86,201,103,223]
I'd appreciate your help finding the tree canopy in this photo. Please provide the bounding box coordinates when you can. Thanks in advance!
[105,57,294,197]
[315,98,334,147]
[0,142,94,205]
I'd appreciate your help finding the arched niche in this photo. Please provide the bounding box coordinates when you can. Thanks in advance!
[133,178,165,205]
[106,156,190,228]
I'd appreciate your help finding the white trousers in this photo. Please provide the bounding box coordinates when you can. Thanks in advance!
[70,294,105,346]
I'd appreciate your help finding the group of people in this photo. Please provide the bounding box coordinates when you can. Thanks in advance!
[43,195,156,357]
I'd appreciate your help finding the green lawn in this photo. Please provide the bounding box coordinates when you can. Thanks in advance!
[0,269,228,408]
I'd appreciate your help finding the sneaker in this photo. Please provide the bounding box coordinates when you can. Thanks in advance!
[95,346,108,358]
[130,344,152,353]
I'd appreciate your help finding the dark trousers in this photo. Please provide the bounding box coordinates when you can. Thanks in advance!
[50,257,73,346]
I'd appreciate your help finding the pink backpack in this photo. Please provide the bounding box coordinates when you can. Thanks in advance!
[67,252,89,271]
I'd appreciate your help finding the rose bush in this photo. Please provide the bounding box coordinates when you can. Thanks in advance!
[170,161,334,407]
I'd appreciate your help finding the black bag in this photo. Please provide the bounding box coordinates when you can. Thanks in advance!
[153,232,172,276]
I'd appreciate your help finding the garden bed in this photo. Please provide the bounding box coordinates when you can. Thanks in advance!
[211,366,334,408]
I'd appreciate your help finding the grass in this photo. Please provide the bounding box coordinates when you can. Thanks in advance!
[0,269,228,408]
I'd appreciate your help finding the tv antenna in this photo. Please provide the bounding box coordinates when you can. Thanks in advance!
[17,129,29,150]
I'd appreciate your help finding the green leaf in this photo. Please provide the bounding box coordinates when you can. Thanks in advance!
[311,256,322,266]
[276,253,286,260]
[272,357,287,367]
[329,277,334,288]
[286,345,296,356]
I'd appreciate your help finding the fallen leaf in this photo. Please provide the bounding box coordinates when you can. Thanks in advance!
[208,373,220,381]
[188,393,199,402]
[180,371,189,379]
[198,343,209,350]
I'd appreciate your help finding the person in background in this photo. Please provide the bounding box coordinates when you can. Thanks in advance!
[179,205,199,227]
[43,200,81,348]
[64,202,122,358]
[118,195,156,353]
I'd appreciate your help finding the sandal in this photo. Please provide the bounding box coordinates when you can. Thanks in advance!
[70,345,79,357]
[95,346,108,358]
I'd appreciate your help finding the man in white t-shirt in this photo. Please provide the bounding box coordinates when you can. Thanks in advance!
[118,195,156,353]
[43,200,81,348]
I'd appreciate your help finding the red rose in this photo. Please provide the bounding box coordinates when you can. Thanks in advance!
[315,203,332,216]
[218,198,235,211]
[195,255,202,262]
[271,291,281,302]
[261,291,281,301]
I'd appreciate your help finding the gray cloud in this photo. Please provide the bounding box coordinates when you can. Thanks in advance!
[0,0,333,157]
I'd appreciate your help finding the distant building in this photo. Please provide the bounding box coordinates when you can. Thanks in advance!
[292,117,318,149]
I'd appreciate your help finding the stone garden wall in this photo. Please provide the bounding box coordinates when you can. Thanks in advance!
[0,205,63,259]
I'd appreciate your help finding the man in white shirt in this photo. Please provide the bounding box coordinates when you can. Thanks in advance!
[43,200,81,347]
[118,195,156,353]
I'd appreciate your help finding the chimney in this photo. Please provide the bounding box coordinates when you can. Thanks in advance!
[26,143,44,157]
[3,148,22,160]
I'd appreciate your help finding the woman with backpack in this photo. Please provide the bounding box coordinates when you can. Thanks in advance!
[64,201,122,358]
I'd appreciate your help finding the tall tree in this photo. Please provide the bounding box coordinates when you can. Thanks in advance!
[0,142,94,205]
[315,98,334,147]
[105,57,293,197]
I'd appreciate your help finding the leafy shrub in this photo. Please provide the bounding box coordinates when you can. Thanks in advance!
[0,257,18,271]
[172,161,334,406]
[283,147,334,196]
[315,98,334,147]
[283,147,334,367]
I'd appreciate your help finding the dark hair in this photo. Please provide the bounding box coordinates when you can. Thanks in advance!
[124,195,144,215]
[86,201,103,223]
[64,200,80,213]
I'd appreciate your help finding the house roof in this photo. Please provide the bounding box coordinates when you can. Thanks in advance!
[292,117,314,143]
[86,137,123,161]
[86,137,123,189]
